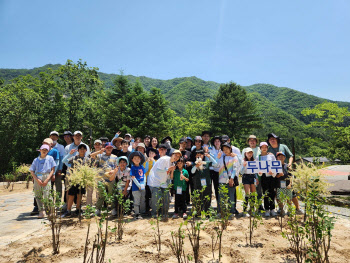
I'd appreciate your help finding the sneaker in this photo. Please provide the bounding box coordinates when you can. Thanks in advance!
[264,211,271,217]
[30,206,39,216]
[277,208,281,214]
[60,203,67,213]
[95,209,101,216]
[232,209,239,215]
[135,214,143,220]
[111,208,117,216]
[183,213,188,219]
[172,213,179,219]
[171,196,175,203]
[270,210,277,217]
[38,211,45,219]
[74,209,83,216]
[296,208,304,215]
[61,211,72,218]
[243,213,250,218]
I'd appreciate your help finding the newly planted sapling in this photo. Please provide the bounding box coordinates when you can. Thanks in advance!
[83,205,96,263]
[185,187,208,263]
[113,183,132,241]
[170,223,189,263]
[246,192,264,246]
[41,189,62,255]
[282,202,307,263]
[86,182,113,263]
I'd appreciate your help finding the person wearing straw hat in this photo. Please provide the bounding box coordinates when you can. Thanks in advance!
[242,135,261,160]
[128,151,147,219]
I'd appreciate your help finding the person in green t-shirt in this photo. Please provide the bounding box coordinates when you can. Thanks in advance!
[170,157,189,219]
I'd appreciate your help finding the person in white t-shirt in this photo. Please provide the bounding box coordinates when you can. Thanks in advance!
[148,150,181,217]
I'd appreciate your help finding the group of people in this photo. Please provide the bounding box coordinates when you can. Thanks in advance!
[29,130,303,219]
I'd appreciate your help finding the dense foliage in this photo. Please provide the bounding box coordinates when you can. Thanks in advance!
[1,60,349,174]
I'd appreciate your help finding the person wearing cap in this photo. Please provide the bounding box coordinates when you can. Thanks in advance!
[94,142,118,216]
[29,144,57,218]
[158,144,168,158]
[113,156,131,216]
[216,142,240,215]
[191,149,218,213]
[64,131,91,158]
[267,133,293,168]
[187,136,204,202]
[61,144,91,217]
[220,135,242,159]
[257,142,277,217]
[93,139,103,152]
[275,152,304,215]
[111,137,123,156]
[129,151,149,219]
[144,147,158,214]
[161,136,175,157]
[61,131,73,146]
[241,147,259,216]
[242,135,261,161]
[147,149,182,218]
[201,131,212,148]
[186,137,193,152]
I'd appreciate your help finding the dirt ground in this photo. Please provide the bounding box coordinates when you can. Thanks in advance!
[0,184,350,263]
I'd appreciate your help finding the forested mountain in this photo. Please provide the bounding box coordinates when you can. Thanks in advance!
[1,63,349,130]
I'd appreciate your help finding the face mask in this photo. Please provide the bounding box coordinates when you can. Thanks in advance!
[166,141,171,147]
[53,140,58,145]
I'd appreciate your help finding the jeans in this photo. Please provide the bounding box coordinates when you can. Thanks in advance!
[150,186,170,217]
[217,183,236,213]
[133,190,146,215]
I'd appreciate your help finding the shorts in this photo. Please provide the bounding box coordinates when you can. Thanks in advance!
[68,184,86,195]
[242,174,255,185]
[277,188,292,200]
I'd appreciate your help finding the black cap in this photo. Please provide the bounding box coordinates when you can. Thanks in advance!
[60,131,73,137]
[221,135,230,142]
[161,136,172,144]
[221,142,232,152]
[179,137,187,144]
[267,133,280,145]
[128,151,145,165]
[158,144,168,149]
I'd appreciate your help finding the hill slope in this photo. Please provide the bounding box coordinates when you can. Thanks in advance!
[1,64,349,124]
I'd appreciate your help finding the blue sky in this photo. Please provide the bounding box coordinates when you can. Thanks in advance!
[1,0,349,101]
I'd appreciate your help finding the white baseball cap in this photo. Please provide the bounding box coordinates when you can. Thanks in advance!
[50,131,59,136]
[74,131,83,136]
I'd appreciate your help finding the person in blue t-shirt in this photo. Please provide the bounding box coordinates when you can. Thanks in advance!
[129,151,147,219]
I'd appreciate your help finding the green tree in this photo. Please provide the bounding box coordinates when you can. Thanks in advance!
[302,102,350,162]
[56,59,102,130]
[209,82,262,140]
